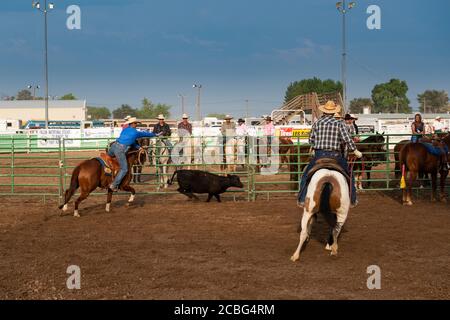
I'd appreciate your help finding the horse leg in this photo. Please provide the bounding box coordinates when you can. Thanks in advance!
[291,210,314,262]
[122,185,136,203]
[439,170,448,202]
[105,189,113,212]
[405,171,417,206]
[431,171,438,202]
[74,190,89,217]
[330,222,344,256]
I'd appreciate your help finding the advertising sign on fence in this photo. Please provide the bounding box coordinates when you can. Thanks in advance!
[37,129,81,148]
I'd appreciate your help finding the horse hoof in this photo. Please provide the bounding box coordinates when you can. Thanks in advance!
[404,201,413,206]
[62,204,68,212]
[290,254,300,262]
[325,244,332,251]
[105,203,111,212]
[74,211,80,218]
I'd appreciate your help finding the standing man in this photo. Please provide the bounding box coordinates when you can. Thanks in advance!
[350,114,359,135]
[297,101,363,208]
[177,113,193,137]
[433,116,447,134]
[177,114,193,164]
[236,118,248,165]
[262,116,275,158]
[153,114,172,149]
[221,115,236,164]
[108,117,159,192]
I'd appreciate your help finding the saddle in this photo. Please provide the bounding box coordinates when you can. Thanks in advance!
[97,153,120,177]
[306,158,351,187]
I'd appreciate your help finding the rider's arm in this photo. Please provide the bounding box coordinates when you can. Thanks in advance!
[411,123,416,134]
[136,131,157,139]
[339,122,357,151]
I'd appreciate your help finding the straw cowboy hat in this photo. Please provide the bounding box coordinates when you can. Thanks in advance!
[319,100,341,114]
[264,116,272,121]
[182,113,189,119]
[157,114,165,120]
[350,114,358,120]
[224,114,233,120]
[125,117,141,125]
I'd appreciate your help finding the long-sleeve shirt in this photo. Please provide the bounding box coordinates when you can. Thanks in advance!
[236,124,248,137]
[116,127,157,149]
[220,122,236,137]
[152,123,172,137]
[178,122,193,135]
[309,115,356,152]
[263,123,275,136]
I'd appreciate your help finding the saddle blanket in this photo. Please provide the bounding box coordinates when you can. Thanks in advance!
[95,157,113,176]
[421,142,449,157]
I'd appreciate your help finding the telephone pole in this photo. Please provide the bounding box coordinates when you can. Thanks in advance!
[245,99,249,118]
[178,94,186,115]
[193,84,202,121]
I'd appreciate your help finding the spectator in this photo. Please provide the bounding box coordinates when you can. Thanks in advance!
[178,113,193,137]
[152,114,172,149]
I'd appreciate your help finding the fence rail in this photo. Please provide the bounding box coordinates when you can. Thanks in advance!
[0,133,448,204]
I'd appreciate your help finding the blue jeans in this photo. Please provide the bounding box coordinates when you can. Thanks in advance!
[107,142,130,188]
[298,150,357,205]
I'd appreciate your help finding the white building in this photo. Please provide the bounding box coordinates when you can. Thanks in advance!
[0,100,87,122]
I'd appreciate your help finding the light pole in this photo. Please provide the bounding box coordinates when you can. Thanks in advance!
[178,93,186,116]
[193,84,202,121]
[27,85,41,100]
[336,1,356,114]
[32,1,54,129]
[245,99,250,118]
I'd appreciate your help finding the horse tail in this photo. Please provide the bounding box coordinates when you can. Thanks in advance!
[58,165,81,209]
[167,170,178,186]
[318,182,337,228]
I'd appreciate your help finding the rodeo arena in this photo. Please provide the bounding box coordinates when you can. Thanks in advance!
[0,91,449,301]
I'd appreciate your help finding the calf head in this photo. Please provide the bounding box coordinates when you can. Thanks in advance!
[227,174,244,188]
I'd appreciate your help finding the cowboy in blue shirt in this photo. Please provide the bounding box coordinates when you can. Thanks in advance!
[108,117,160,191]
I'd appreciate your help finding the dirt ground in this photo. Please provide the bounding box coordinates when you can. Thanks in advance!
[0,190,449,300]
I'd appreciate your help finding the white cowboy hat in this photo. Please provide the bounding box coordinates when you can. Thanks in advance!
[224,114,233,120]
[124,115,132,120]
[125,117,141,125]
[350,114,358,120]
[157,114,165,120]
[319,100,341,114]
[182,113,189,119]
[435,116,442,120]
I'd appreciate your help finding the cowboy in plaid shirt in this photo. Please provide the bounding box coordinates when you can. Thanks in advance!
[298,101,362,208]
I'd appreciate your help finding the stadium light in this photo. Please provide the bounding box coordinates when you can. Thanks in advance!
[336,0,356,114]
[32,0,54,128]
[193,84,202,121]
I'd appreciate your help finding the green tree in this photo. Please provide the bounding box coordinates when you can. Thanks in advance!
[87,106,111,120]
[417,90,449,113]
[349,98,373,114]
[112,104,138,119]
[59,93,77,100]
[16,89,33,100]
[284,77,343,102]
[371,79,411,113]
[136,98,171,119]
[206,113,227,119]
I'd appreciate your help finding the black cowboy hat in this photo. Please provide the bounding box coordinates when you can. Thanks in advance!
[237,118,245,123]
[344,114,355,120]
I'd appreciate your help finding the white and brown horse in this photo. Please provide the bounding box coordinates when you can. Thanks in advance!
[291,168,350,261]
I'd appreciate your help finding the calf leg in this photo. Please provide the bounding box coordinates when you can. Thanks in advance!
[206,193,213,202]
[214,194,221,202]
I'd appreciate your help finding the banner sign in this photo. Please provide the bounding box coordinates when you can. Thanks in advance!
[37,129,81,148]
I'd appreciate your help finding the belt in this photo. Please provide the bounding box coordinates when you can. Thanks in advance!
[315,149,342,157]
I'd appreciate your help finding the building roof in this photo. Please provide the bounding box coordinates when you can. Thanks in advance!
[0,100,86,109]
[352,113,450,120]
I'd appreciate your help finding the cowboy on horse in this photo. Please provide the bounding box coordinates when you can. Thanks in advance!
[108,117,160,192]
[297,101,363,208]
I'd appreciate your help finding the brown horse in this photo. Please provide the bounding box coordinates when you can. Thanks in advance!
[58,149,140,217]
[353,133,386,189]
[400,134,449,205]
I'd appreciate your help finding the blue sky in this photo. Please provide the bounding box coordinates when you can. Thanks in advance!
[1,0,449,118]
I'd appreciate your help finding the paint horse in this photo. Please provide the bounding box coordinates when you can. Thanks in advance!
[291,158,351,261]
